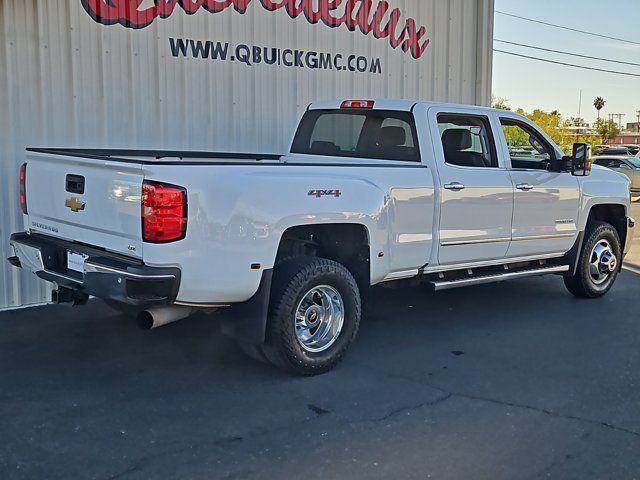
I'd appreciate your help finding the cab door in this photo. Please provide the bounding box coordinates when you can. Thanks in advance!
[429,108,514,265]
[497,116,580,257]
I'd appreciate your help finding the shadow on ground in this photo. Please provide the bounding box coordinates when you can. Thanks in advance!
[3,268,640,479]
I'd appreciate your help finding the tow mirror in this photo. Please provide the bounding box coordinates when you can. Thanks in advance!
[571,143,592,177]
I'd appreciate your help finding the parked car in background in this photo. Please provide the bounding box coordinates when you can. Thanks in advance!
[600,147,633,156]
[593,156,640,193]
[621,145,640,156]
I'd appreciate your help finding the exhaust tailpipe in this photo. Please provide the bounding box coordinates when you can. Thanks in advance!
[137,306,194,330]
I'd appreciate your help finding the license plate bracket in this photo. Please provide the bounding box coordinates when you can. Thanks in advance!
[67,251,89,273]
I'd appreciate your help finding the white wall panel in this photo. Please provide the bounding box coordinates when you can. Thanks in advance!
[0,0,494,308]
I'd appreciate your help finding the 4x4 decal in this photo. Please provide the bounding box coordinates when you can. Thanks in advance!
[308,190,342,198]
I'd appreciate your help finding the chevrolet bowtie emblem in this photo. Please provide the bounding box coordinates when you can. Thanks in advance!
[65,197,86,213]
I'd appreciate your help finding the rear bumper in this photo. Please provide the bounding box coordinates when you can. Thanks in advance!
[8,232,180,308]
[624,217,636,257]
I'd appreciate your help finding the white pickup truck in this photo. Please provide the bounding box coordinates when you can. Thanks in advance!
[8,99,635,375]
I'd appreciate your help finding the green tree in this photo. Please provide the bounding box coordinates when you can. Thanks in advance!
[524,108,571,147]
[595,118,620,144]
[594,97,606,122]
[491,95,511,111]
[568,117,587,127]
[502,124,529,147]
[500,107,575,152]
[493,101,620,152]
[581,135,606,155]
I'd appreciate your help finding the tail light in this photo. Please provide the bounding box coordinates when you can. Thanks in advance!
[142,180,187,243]
[19,163,27,214]
[341,100,375,109]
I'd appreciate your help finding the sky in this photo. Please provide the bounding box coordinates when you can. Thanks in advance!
[493,0,640,127]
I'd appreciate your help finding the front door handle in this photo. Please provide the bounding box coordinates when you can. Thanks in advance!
[516,183,534,191]
[444,182,465,191]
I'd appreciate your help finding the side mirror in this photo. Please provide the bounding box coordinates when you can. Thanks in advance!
[571,143,592,177]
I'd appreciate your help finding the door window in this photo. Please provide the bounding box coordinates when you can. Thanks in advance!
[437,114,498,168]
[594,158,631,169]
[612,159,630,169]
[500,119,552,170]
[593,158,614,168]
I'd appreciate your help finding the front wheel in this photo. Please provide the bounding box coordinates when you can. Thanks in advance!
[564,221,621,298]
[262,256,361,376]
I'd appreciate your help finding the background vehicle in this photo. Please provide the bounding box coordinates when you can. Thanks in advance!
[593,156,640,193]
[600,147,634,156]
[621,145,640,156]
[8,100,635,375]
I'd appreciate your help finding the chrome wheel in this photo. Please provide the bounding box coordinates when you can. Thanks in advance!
[294,285,345,353]
[589,239,618,285]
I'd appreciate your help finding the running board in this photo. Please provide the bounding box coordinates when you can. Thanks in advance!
[429,265,570,291]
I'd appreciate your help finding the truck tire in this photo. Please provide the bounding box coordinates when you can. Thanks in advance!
[564,221,621,298]
[262,256,361,376]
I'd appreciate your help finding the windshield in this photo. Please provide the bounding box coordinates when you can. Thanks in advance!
[291,109,421,162]
[628,157,640,168]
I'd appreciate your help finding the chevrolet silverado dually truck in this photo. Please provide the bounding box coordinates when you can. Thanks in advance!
[8,99,635,375]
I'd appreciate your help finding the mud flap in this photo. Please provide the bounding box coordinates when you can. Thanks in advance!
[219,269,273,345]
[563,231,585,276]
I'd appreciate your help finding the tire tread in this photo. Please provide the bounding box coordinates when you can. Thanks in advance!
[263,256,361,376]
[564,221,621,298]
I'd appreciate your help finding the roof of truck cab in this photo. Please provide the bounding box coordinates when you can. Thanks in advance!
[308,99,501,113]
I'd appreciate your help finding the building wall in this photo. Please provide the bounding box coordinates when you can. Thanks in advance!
[0,0,494,309]
[610,135,640,145]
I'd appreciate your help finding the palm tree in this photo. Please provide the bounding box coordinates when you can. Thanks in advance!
[594,97,606,122]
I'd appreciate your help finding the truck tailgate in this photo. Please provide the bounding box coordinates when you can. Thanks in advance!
[25,154,144,258]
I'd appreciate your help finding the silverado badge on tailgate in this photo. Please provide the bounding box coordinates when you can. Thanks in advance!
[65,197,86,213]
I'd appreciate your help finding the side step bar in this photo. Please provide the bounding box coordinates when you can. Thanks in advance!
[430,265,570,291]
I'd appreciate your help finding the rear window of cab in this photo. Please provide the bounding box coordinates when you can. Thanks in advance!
[291,109,421,162]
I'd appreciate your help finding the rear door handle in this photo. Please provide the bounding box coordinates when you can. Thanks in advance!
[516,183,534,191]
[444,182,465,191]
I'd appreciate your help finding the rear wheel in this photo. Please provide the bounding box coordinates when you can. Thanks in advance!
[564,221,621,298]
[262,256,361,375]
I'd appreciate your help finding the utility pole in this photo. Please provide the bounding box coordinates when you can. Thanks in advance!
[610,113,625,129]
[637,110,640,133]
[578,89,582,121]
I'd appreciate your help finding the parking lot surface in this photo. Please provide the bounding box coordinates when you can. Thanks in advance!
[3,202,640,480]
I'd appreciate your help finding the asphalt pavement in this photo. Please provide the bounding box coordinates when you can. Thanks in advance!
[2,203,640,480]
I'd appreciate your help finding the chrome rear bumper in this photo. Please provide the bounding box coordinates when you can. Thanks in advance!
[8,232,181,307]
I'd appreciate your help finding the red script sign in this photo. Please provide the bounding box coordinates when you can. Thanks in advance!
[81,0,430,59]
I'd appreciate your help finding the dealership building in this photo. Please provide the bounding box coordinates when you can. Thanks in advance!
[0,0,495,309]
